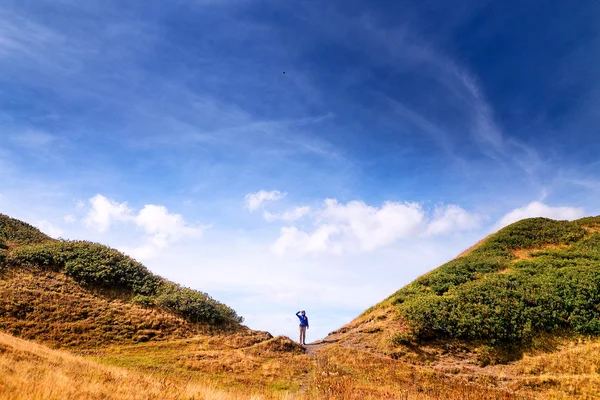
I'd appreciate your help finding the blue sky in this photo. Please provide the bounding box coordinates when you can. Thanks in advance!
[1,0,599,340]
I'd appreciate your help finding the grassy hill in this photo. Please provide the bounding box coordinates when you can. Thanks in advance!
[328,217,600,359]
[3,212,600,399]
[0,213,242,348]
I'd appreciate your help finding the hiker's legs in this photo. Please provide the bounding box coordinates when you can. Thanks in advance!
[303,326,307,344]
[299,326,306,344]
[302,326,306,344]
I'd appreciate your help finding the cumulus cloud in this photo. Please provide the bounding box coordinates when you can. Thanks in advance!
[495,201,585,230]
[319,199,426,251]
[135,205,200,237]
[63,214,76,223]
[83,194,206,260]
[84,194,132,232]
[425,204,482,236]
[272,225,342,257]
[36,220,63,238]
[271,199,480,256]
[129,205,208,259]
[263,206,310,222]
[245,190,285,212]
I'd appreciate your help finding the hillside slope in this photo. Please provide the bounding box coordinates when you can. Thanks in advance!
[0,331,273,400]
[0,213,243,348]
[328,217,600,360]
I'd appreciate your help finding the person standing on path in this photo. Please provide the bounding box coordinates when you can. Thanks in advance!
[296,310,309,345]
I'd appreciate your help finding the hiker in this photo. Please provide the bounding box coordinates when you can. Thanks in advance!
[296,310,309,345]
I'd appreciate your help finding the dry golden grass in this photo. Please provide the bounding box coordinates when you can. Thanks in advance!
[83,330,536,399]
[582,225,600,234]
[511,244,570,261]
[88,333,311,394]
[321,304,600,399]
[305,344,529,400]
[0,331,290,400]
[4,326,600,399]
[493,337,600,399]
[0,269,209,348]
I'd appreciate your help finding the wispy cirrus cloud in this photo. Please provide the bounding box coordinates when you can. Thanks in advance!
[9,130,57,148]
[0,11,64,61]
[306,5,547,190]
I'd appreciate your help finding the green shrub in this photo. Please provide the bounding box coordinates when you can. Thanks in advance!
[0,214,51,245]
[475,217,586,254]
[5,240,242,327]
[391,331,418,345]
[415,256,507,295]
[7,241,162,294]
[156,283,243,325]
[389,217,600,346]
[0,239,6,265]
[574,216,600,229]
[131,295,156,308]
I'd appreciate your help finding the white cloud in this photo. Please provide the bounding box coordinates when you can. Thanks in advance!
[84,194,132,232]
[244,190,285,212]
[82,194,206,260]
[135,204,200,237]
[495,201,585,230]
[271,199,480,256]
[425,204,482,236]
[131,205,207,259]
[36,220,63,238]
[272,224,342,257]
[63,214,76,223]
[318,199,425,251]
[263,206,310,222]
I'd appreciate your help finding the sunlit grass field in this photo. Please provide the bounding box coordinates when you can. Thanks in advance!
[4,328,600,399]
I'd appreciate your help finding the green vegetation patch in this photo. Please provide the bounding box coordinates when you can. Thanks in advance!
[389,217,600,345]
[2,240,242,327]
[0,214,51,245]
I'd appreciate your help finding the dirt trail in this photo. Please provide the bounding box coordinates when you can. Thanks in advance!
[294,341,330,397]
[303,341,328,357]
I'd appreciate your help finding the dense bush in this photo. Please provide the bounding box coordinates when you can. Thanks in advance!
[0,214,52,245]
[0,238,6,264]
[475,217,586,255]
[156,283,241,325]
[390,217,600,345]
[4,241,161,294]
[2,240,243,327]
